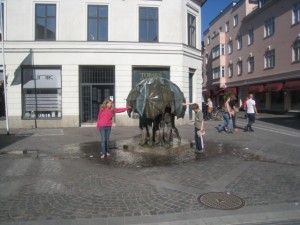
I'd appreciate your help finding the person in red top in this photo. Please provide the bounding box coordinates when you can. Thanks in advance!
[96,99,131,159]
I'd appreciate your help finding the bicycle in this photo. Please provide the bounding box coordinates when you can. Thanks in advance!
[204,107,223,121]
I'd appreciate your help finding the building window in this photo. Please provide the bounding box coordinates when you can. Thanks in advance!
[233,15,238,27]
[248,56,254,73]
[0,3,4,41]
[188,13,196,47]
[228,40,233,54]
[212,45,220,59]
[237,60,243,75]
[139,7,158,42]
[212,67,220,79]
[228,63,233,77]
[225,21,229,32]
[265,49,275,69]
[237,34,242,50]
[87,5,108,41]
[248,29,254,45]
[22,67,62,119]
[221,66,225,77]
[207,35,210,45]
[264,17,275,38]
[293,40,300,62]
[221,44,225,55]
[292,3,300,25]
[259,0,271,8]
[35,4,56,41]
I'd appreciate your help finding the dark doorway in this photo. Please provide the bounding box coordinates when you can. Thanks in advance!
[80,66,115,123]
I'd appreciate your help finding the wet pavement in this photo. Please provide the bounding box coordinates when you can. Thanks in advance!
[0,113,300,225]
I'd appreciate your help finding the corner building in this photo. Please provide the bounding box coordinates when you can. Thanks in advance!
[203,0,300,113]
[0,0,204,128]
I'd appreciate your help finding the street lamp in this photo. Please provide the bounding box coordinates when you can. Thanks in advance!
[0,1,10,135]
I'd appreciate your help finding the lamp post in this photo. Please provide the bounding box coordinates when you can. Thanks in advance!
[0,1,10,135]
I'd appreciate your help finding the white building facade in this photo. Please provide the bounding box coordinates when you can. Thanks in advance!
[0,0,204,128]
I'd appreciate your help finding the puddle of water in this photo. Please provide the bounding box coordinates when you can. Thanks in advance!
[78,135,262,167]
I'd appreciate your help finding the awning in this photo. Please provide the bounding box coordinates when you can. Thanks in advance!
[264,82,283,92]
[248,85,264,93]
[216,89,224,95]
[225,87,237,95]
[202,91,210,97]
[283,80,300,90]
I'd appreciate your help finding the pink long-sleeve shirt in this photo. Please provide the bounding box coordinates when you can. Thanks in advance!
[96,107,129,130]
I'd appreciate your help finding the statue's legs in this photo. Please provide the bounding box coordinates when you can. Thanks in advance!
[140,128,148,146]
[173,126,181,143]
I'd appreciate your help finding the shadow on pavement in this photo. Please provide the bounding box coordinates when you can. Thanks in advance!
[0,133,32,152]
[257,116,300,130]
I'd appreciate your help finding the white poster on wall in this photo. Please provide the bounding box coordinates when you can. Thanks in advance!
[23,68,61,89]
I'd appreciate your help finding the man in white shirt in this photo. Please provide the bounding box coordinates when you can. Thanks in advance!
[244,94,258,132]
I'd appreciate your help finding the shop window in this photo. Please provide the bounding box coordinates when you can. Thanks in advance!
[291,91,300,110]
[22,67,62,119]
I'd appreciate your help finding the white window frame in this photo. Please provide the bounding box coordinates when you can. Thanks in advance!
[237,60,243,75]
[233,15,238,27]
[225,21,229,32]
[293,40,300,62]
[212,45,220,59]
[228,41,233,54]
[248,56,254,73]
[212,67,220,79]
[248,29,254,45]
[292,2,300,25]
[265,49,275,68]
[237,34,242,50]
[228,64,233,77]
[264,17,275,38]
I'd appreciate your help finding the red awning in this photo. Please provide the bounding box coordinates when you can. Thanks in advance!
[225,87,237,95]
[216,89,224,95]
[264,82,283,92]
[283,80,300,90]
[248,85,264,93]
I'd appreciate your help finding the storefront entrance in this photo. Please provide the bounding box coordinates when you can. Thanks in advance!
[80,66,115,124]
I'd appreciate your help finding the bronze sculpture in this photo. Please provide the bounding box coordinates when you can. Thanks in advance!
[126,77,186,146]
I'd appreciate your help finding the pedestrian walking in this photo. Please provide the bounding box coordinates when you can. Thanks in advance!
[218,96,233,133]
[206,98,213,120]
[229,95,239,132]
[96,99,131,159]
[243,97,249,119]
[183,102,205,152]
[244,94,258,132]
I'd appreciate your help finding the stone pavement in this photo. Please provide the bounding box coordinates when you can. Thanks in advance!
[0,113,300,225]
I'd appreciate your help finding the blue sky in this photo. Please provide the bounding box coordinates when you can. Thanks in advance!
[201,0,234,34]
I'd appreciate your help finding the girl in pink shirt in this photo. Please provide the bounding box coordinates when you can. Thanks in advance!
[96,99,130,159]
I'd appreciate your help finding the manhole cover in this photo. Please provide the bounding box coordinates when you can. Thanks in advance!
[198,192,245,210]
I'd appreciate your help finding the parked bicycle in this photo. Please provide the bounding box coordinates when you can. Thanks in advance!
[204,106,223,121]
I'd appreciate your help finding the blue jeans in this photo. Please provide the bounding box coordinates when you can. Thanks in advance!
[219,112,232,132]
[246,113,256,130]
[100,126,111,155]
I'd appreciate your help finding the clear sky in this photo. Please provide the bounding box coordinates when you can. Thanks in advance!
[201,0,235,34]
